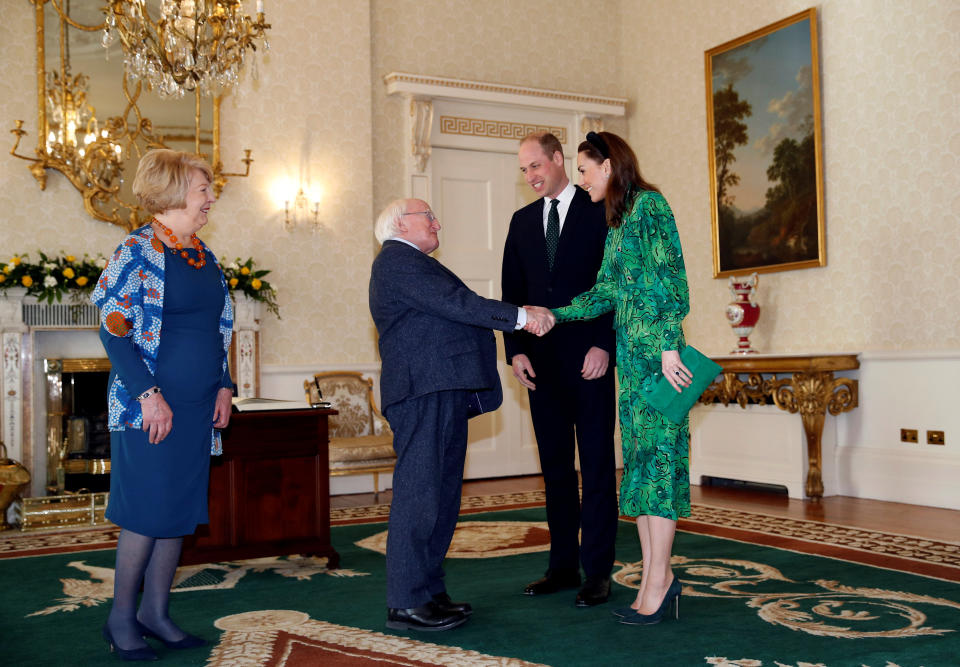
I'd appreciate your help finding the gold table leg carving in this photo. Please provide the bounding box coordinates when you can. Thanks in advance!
[770,372,859,500]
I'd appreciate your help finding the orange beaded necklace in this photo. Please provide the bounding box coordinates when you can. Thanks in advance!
[152,218,206,269]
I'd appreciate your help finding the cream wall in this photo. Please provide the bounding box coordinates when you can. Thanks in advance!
[618,0,960,354]
[2,0,633,371]
[3,1,958,367]
[0,1,377,367]
[370,0,627,215]
[3,2,959,504]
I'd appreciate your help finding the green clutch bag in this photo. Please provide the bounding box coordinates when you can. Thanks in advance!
[641,345,722,424]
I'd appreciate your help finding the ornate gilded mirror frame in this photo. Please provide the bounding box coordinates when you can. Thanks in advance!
[9,0,252,231]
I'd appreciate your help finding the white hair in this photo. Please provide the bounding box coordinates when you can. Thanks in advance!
[374,199,407,244]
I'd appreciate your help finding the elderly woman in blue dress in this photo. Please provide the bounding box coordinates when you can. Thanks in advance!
[92,149,234,660]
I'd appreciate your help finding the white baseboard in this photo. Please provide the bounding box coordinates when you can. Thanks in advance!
[690,350,960,509]
[330,473,394,496]
[836,446,960,510]
[690,403,832,499]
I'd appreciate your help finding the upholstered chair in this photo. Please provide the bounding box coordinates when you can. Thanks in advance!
[304,371,396,499]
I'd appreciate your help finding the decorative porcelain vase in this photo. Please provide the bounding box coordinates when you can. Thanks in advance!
[725,272,760,354]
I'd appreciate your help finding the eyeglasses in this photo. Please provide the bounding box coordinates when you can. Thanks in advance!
[401,210,437,222]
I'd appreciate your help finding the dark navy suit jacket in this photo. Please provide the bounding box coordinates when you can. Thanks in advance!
[501,186,614,366]
[370,240,519,416]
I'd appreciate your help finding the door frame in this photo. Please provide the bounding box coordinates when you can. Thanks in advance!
[383,71,627,205]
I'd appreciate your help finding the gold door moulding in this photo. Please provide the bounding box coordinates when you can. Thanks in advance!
[439,116,567,144]
[699,354,859,500]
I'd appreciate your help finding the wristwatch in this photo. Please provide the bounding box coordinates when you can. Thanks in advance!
[135,386,161,401]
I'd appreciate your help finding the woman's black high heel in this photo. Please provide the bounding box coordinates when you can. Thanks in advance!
[102,625,159,661]
[618,577,681,626]
[136,620,207,649]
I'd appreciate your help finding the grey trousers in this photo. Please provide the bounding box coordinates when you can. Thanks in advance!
[383,390,469,609]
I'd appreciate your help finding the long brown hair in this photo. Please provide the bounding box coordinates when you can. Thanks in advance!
[578,131,659,228]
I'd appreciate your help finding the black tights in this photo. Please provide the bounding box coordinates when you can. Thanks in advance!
[106,529,188,650]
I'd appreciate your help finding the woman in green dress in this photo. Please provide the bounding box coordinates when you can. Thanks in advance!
[552,131,693,626]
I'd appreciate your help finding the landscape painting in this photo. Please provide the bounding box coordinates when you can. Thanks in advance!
[705,8,825,277]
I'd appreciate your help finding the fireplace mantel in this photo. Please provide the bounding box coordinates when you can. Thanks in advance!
[0,288,262,497]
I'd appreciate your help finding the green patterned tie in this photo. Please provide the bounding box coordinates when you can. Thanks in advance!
[546,198,560,270]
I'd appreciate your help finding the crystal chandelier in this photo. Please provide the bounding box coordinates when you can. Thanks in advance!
[100,1,271,99]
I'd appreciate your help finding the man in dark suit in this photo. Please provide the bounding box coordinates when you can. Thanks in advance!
[370,198,554,632]
[502,132,618,607]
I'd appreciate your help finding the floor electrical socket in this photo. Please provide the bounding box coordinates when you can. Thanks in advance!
[900,428,918,443]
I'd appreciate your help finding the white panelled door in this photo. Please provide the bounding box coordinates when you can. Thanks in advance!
[430,147,541,479]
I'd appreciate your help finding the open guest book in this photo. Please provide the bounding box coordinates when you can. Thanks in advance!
[231,397,332,412]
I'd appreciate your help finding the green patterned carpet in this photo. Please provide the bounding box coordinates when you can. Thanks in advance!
[2,506,958,666]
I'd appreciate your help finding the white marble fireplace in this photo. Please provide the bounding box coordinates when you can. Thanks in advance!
[0,288,262,499]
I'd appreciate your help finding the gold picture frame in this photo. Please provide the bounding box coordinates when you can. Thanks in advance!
[705,8,825,277]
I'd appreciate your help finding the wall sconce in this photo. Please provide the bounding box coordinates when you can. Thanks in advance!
[284,188,321,231]
[272,178,322,232]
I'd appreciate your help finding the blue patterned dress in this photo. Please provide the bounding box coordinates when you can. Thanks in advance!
[98,243,232,537]
[553,190,691,520]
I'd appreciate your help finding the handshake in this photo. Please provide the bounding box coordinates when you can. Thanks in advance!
[523,305,555,337]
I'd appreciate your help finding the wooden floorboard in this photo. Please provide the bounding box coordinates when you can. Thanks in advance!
[330,474,960,543]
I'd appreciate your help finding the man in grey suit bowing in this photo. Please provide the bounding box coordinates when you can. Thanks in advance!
[370,198,554,632]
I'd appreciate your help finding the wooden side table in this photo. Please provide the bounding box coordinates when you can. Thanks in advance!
[181,408,340,567]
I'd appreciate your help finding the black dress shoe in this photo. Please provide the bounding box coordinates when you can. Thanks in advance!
[432,592,473,616]
[386,601,468,632]
[523,569,581,596]
[135,620,207,649]
[101,626,158,661]
[575,576,611,607]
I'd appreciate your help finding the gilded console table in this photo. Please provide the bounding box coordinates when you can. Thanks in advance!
[699,354,859,500]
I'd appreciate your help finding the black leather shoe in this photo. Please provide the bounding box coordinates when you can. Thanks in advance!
[135,620,207,649]
[523,569,581,596]
[575,576,611,607]
[386,601,469,632]
[102,626,158,661]
[432,592,473,616]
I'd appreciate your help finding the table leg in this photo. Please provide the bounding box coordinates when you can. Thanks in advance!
[800,409,826,499]
[771,372,833,500]
[770,371,858,500]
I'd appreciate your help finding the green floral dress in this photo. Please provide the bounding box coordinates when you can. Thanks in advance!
[553,190,691,520]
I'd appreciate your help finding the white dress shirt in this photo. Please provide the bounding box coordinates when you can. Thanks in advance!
[541,181,576,236]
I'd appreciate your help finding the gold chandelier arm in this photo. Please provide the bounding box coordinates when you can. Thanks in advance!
[9,121,42,163]
[48,0,106,31]
[213,149,253,197]
[219,149,253,178]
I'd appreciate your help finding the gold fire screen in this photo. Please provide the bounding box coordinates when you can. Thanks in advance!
[21,492,109,532]
[44,358,112,494]
[20,357,114,531]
